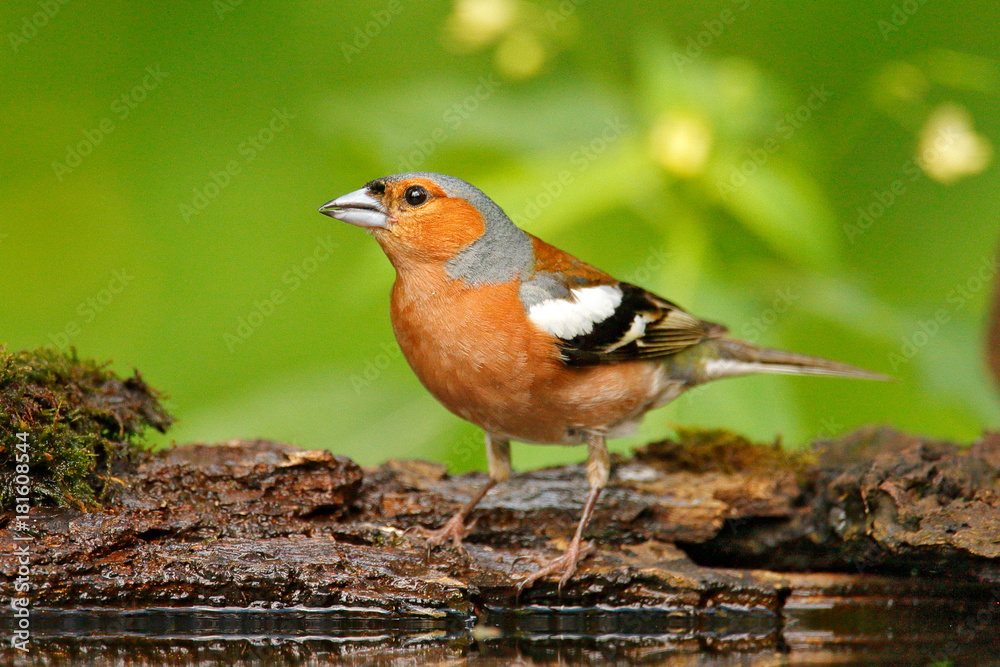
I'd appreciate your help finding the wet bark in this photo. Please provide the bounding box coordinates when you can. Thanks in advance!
[1,427,998,617]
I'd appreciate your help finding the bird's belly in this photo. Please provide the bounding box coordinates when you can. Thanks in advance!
[390,274,670,444]
[393,315,557,440]
[394,318,666,443]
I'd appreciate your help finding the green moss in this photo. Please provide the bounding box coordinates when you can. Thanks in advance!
[634,427,814,475]
[0,347,172,511]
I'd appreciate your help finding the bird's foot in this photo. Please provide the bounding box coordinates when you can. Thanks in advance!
[410,512,476,553]
[516,538,596,592]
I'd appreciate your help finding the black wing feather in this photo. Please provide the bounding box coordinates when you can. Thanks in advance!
[557,283,725,366]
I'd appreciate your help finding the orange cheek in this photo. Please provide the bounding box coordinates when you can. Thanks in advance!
[385,201,486,262]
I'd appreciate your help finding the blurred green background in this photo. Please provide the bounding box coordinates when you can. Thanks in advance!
[2,0,998,472]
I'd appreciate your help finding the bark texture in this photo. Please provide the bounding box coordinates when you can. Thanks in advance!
[1,428,999,663]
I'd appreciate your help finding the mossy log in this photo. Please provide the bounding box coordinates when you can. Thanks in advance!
[2,429,998,612]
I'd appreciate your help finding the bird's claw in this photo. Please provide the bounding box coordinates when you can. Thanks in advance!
[516,539,596,593]
[410,513,475,556]
[509,553,537,569]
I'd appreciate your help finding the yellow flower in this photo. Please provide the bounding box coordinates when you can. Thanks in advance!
[649,111,713,177]
[445,0,518,50]
[917,103,992,184]
[495,30,546,79]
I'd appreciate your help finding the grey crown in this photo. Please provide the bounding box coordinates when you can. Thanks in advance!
[372,172,536,287]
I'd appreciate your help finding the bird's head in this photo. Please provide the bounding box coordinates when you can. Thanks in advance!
[320,172,533,281]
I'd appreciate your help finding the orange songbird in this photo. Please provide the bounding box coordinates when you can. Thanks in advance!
[320,172,887,589]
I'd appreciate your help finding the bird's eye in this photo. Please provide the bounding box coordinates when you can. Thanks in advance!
[404,185,428,207]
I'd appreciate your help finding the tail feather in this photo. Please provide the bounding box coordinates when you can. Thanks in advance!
[704,338,891,382]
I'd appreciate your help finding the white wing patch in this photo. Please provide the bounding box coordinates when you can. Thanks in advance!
[528,285,622,339]
[606,313,656,352]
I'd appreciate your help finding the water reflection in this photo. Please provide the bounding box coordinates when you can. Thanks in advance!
[2,596,997,666]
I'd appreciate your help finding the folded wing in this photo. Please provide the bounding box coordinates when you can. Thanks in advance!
[521,274,725,366]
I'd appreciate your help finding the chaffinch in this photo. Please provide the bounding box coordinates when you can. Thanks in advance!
[319,172,887,590]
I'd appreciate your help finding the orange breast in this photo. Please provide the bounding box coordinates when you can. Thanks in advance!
[389,263,663,444]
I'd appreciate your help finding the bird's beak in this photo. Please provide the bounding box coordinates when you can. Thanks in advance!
[318,188,390,229]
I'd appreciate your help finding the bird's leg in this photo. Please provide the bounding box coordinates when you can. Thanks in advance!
[516,485,602,591]
[421,434,510,551]
[517,431,609,592]
[422,477,495,550]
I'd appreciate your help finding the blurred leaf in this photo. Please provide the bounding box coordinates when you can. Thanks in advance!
[707,159,840,268]
[2,1,997,468]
